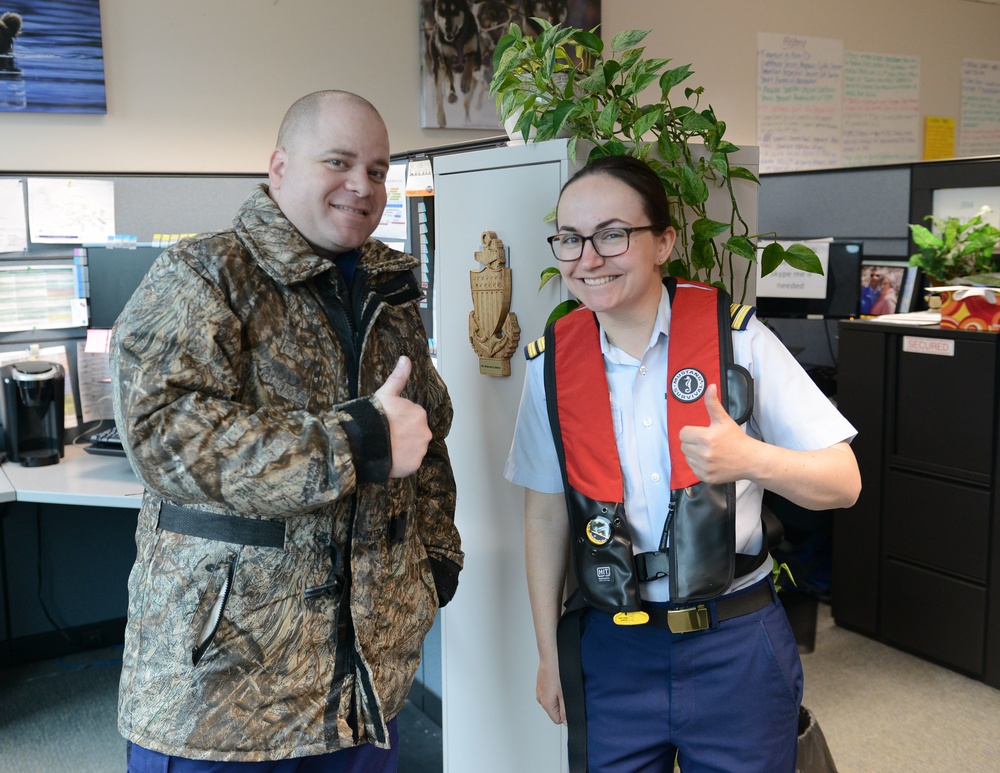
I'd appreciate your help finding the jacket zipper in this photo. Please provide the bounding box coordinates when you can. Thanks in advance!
[191,554,238,666]
[308,267,369,731]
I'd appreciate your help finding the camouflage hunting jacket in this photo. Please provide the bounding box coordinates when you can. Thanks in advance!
[110,185,461,761]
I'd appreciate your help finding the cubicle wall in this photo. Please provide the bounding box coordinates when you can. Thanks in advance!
[757,164,912,370]
[759,164,912,258]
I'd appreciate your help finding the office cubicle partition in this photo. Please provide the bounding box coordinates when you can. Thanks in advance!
[760,155,1000,265]
[759,163,913,259]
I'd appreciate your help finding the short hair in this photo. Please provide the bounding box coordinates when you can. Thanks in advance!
[559,155,672,232]
[275,90,381,150]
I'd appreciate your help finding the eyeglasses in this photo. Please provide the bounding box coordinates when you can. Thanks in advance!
[547,225,657,262]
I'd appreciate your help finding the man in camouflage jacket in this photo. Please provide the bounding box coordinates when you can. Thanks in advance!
[111,91,462,768]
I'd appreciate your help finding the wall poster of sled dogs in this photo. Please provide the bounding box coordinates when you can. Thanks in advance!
[0,0,107,113]
[421,0,601,130]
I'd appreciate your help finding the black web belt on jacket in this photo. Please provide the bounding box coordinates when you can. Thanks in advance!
[158,503,286,548]
[158,503,346,602]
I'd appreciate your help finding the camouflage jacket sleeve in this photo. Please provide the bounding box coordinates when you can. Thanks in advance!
[110,244,380,516]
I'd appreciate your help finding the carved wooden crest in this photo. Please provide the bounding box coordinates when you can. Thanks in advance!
[469,230,520,376]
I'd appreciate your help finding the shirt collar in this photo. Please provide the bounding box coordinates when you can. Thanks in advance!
[598,283,671,363]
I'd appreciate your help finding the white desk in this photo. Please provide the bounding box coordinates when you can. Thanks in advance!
[0,444,142,662]
[0,465,14,505]
[1,444,144,509]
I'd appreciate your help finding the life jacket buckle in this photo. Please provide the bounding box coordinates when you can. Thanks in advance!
[612,610,650,626]
[667,605,710,634]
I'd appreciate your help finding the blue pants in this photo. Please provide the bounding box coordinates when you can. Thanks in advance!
[580,580,803,773]
[126,719,399,773]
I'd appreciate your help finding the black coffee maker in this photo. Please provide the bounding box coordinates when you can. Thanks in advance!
[0,360,65,467]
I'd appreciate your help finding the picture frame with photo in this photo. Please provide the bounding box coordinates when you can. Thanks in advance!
[861,260,920,315]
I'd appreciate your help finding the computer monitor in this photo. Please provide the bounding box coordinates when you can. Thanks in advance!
[0,248,88,333]
[86,246,163,329]
[754,240,863,319]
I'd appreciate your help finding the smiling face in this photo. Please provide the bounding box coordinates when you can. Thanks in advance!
[556,173,676,324]
[268,95,390,257]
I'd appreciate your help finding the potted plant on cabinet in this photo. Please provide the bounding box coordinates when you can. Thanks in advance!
[489,19,822,318]
[908,206,1000,330]
[908,207,1000,285]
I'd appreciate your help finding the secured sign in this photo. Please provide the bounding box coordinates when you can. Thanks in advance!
[902,336,955,357]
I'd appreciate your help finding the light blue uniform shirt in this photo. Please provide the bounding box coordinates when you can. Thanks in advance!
[504,285,857,602]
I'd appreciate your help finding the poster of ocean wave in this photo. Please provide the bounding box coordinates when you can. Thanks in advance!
[0,0,106,114]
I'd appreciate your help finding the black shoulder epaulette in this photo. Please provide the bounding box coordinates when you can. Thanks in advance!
[524,336,546,360]
[729,303,756,331]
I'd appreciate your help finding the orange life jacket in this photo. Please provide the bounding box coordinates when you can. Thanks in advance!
[538,278,761,607]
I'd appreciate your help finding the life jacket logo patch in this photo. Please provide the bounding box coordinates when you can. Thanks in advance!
[596,566,613,582]
[671,368,706,402]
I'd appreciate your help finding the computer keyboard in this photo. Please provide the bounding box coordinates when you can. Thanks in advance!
[84,425,128,457]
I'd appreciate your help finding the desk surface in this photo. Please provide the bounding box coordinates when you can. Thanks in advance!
[1,444,144,509]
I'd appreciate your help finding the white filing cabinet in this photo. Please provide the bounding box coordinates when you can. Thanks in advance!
[435,139,576,773]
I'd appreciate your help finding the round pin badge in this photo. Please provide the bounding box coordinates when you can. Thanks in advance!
[671,368,706,402]
[585,515,612,545]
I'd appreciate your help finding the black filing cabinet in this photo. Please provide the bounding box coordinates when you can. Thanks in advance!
[836,320,1000,687]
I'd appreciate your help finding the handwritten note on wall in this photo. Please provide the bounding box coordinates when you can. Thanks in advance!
[924,116,956,160]
[758,33,844,173]
[960,59,1000,157]
[758,34,926,173]
[843,51,920,167]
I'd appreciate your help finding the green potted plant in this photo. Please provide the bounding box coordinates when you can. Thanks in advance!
[908,206,1000,284]
[489,19,822,314]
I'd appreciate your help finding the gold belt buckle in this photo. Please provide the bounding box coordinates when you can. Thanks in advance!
[667,605,710,634]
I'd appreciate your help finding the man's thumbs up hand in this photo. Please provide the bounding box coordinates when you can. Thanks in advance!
[374,356,431,478]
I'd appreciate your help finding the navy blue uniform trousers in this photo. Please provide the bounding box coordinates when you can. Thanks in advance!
[580,579,803,773]
[126,718,399,773]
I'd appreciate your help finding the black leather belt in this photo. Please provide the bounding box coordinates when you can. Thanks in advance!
[643,579,774,634]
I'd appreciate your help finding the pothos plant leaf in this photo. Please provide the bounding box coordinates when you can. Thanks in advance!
[539,266,562,289]
[546,299,581,327]
[782,243,824,273]
[756,236,825,280]
[760,242,787,277]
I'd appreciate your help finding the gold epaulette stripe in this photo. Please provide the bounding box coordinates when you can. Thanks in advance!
[524,336,546,360]
[729,303,756,331]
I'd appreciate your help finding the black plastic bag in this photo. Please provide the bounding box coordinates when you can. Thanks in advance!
[797,705,838,773]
